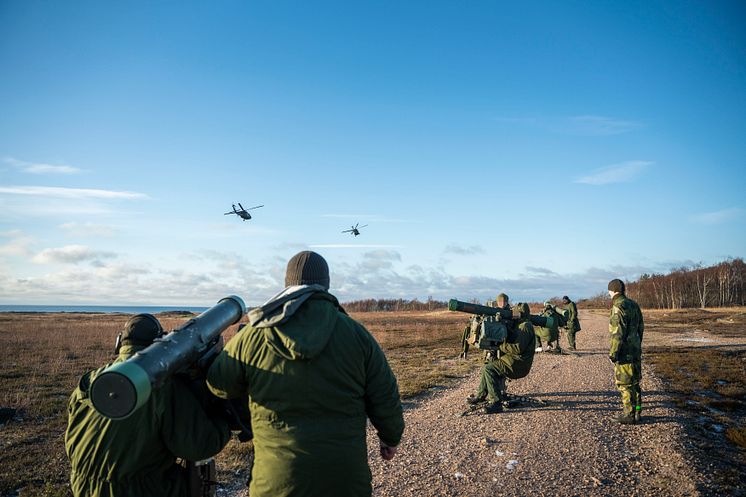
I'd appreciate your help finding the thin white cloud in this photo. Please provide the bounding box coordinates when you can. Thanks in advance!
[575,161,653,185]
[322,214,414,224]
[525,266,558,276]
[32,245,117,265]
[0,186,147,199]
[4,157,82,174]
[310,244,403,249]
[564,115,642,136]
[494,115,643,136]
[322,214,373,219]
[444,244,485,255]
[690,207,744,225]
[60,222,117,237]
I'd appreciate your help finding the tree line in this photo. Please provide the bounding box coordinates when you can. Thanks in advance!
[342,258,746,312]
[343,297,447,312]
[615,258,744,309]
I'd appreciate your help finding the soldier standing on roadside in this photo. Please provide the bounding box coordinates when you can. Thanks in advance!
[607,279,644,424]
[562,295,581,350]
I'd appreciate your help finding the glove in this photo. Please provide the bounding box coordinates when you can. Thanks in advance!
[608,356,615,365]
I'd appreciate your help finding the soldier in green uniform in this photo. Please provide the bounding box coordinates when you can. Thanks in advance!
[535,301,561,353]
[562,295,581,350]
[65,314,231,497]
[207,251,405,497]
[607,279,645,424]
[467,298,537,414]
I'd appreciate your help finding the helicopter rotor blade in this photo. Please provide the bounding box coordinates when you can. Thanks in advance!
[246,205,264,210]
[238,203,245,210]
[358,224,368,229]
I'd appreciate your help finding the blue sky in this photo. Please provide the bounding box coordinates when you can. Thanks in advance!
[1,1,745,305]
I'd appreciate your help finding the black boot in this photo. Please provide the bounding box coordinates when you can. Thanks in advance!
[483,401,503,414]
[466,394,486,405]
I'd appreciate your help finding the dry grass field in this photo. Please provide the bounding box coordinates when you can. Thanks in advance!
[639,307,746,490]
[0,309,473,497]
[2,307,744,496]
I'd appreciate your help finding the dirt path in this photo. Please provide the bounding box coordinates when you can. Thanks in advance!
[366,310,708,497]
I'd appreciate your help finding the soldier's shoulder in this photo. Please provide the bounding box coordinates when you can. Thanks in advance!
[336,310,373,338]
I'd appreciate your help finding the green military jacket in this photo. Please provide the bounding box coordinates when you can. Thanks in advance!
[65,345,231,497]
[497,321,536,379]
[535,308,560,342]
[207,290,404,497]
[565,300,581,331]
[608,294,644,364]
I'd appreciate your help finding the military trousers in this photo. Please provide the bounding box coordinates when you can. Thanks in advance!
[566,326,578,350]
[633,358,642,414]
[614,362,641,416]
[476,360,509,402]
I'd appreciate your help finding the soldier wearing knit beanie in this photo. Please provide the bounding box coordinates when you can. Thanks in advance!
[285,251,330,290]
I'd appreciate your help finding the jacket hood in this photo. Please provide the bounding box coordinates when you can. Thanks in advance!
[262,293,343,361]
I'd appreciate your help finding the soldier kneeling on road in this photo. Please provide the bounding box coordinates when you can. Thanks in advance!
[466,295,537,414]
[65,314,231,497]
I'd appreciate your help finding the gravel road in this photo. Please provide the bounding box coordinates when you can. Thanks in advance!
[366,310,708,497]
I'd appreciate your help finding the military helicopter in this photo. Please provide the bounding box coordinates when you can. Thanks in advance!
[342,222,368,236]
[224,203,264,221]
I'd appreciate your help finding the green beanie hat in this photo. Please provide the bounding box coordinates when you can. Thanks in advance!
[285,251,330,290]
[608,279,625,294]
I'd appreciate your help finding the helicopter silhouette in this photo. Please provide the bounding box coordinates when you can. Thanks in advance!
[224,203,264,221]
[342,222,368,236]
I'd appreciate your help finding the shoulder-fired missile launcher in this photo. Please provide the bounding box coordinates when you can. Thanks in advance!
[90,295,246,419]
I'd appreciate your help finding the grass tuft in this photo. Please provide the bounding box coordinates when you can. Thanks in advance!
[725,427,746,449]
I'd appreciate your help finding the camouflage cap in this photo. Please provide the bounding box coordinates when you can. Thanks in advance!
[543,301,552,308]
[121,313,163,346]
[562,295,570,302]
[496,293,509,303]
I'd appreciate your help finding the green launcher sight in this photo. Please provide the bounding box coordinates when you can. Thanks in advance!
[90,295,247,419]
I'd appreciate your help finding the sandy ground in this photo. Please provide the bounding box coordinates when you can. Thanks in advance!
[365,310,710,497]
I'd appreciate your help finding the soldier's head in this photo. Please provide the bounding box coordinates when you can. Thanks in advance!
[116,313,164,353]
[543,301,552,309]
[496,293,509,309]
[513,302,530,320]
[562,296,570,304]
[607,278,625,297]
[285,251,330,290]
